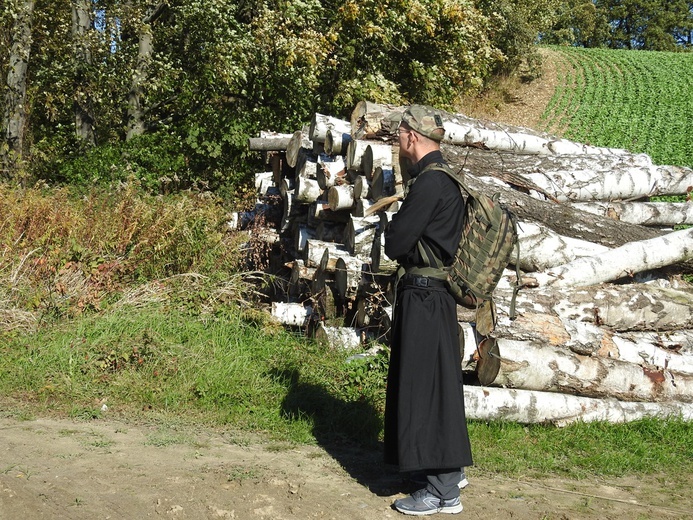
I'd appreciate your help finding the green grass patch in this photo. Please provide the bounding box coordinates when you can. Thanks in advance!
[2,298,693,479]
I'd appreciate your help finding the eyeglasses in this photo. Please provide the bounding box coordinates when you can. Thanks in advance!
[395,125,410,138]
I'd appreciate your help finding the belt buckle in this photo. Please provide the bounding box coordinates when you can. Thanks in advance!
[414,276,428,288]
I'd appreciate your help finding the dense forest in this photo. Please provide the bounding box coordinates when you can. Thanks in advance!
[2,0,692,192]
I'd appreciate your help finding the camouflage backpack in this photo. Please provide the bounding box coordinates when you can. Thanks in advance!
[414,163,520,334]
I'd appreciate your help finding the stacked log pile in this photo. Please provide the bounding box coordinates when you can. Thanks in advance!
[240,101,693,426]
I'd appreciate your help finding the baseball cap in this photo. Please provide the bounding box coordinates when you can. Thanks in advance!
[400,105,446,141]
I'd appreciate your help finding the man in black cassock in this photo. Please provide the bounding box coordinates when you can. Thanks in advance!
[383,105,473,516]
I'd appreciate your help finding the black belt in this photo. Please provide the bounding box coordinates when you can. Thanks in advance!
[400,274,447,288]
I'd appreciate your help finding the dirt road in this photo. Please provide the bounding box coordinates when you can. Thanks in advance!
[1,414,691,519]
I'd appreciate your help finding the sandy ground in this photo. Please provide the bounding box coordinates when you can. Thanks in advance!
[1,414,692,520]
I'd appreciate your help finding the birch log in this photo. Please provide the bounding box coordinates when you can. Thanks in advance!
[325,129,352,155]
[463,386,693,426]
[534,227,693,288]
[346,139,374,172]
[248,132,294,151]
[371,165,398,200]
[334,255,365,299]
[492,283,693,333]
[304,240,353,270]
[517,221,610,272]
[486,312,693,374]
[361,143,393,180]
[489,337,693,402]
[315,323,363,349]
[518,163,693,201]
[350,100,403,139]
[294,176,323,203]
[286,129,312,168]
[344,215,381,257]
[571,201,693,227]
[309,113,351,143]
[327,184,355,211]
[271,301,315,327]
[442,146,675,249]
[316,155,347,189]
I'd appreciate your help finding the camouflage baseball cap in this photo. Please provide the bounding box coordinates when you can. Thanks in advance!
[400,105,446,141]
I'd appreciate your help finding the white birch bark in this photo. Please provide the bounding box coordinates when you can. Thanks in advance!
[304,240,356,270]
[2,0,35,173]
[443,122,549,155]
[571,201,693,227]
[294,176,322,204]
[327,184,355,211]
[314,323,363,349]
[492,283,693,333]
[309,113,351,143]
[517,221,610,272]
[325,128,352,155]
[519,161,693,201]
[334,256,365,299]
[271,302,314,327]
[488,337,693,402]
[361,143,393,180]
[534,227,693,288]
[463,385,693,426]
[286,129,312,168]
[346,139,374,172]
[248,132,293,151]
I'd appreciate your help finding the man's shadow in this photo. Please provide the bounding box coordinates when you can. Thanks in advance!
[275,368,408,497]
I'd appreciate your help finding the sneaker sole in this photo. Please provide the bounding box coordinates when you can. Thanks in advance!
[395,503,464,516]
[458,477,469,489]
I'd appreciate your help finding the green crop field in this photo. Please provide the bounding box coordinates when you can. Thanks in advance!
[539,46,693,169]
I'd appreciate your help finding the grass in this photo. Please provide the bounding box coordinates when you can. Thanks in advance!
[2,292,693,480]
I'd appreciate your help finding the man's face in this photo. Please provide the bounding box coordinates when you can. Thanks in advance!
[397,122,413,159]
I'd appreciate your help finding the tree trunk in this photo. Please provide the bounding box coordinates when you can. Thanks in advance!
[490,283,693,334]
[2,0,35,178]
[72,0,96,145]
[463,385,693,426]
[516,221,610,272]
[487,337,693,403]
[248,133,293,151]
[308,113,350,144]
[533,227,693,288]
[361,143,393,180]
[442,145,671,248]
[571,201,693,227]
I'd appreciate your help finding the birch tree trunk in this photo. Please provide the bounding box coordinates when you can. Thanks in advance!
[489,338,693,402]
[463,385,693,426]
[2,0,34,178]
[491,283,693,333]
[533,227,693,288]
[71,0,96,145]
[571,201,693,227]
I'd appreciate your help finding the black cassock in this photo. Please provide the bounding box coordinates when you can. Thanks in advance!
[383,150,473,473]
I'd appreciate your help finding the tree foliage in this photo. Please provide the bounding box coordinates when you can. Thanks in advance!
[545,0,693,50]
[0,0,572,190]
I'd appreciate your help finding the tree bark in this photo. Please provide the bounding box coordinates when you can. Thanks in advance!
[490,283,693,334]
[463,385,693,426]
[442,144,670,248]
[572,201,693,227]
[2,0,35,178]
[72,0,96,145]
[486,337,693,402]
[308,113,350,144]
[533,227,693,288]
